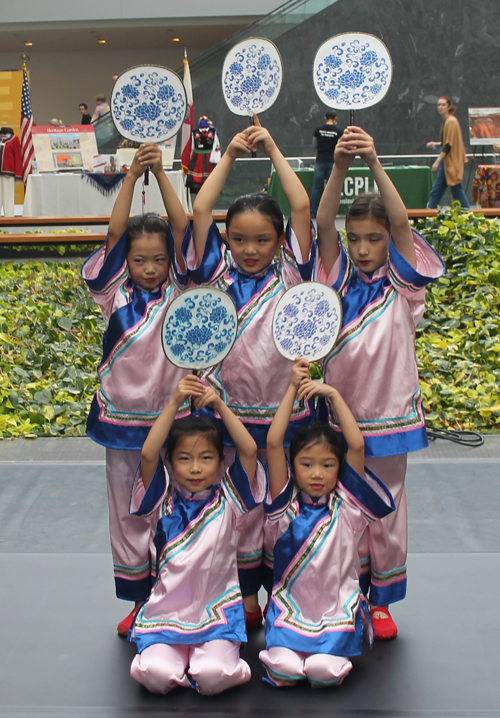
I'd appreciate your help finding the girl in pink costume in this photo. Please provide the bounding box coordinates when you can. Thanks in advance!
[315,127,445,639]
[260,359,395,688]
[129,374,265,695]
[82,145,190,635]
[188,115,315,622]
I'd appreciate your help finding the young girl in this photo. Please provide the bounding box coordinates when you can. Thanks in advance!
[188,115,315,620]
[316,127,445,639]
[82,144,190,636]
[260,360,395,688]
[128,375,265,695]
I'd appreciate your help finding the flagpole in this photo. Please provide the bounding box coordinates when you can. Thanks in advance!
[181,49,194,184]
[19,54,35,186]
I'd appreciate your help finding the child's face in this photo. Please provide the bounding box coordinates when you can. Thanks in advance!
[293,441,340,498]
[346,217,390,274]
[227,210,283,274]
[127,233,170,291]
[170,433,223,493]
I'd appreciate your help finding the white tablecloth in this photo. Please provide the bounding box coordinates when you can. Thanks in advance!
[23,170,192,216]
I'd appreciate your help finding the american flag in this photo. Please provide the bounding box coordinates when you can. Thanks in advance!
[21,64,35,183]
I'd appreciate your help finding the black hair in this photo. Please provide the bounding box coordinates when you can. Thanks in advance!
[345,193,390,232]
[166,415,224,463]
[126,212,170,254]
[79,103,88,110]
[225,192,284,238]
[289,422,345,470]
[325,111,337,121]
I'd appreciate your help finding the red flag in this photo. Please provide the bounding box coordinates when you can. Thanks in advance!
[181,52,194,177]
[20,64,35,183]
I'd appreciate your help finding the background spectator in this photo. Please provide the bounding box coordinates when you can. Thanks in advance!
[79,103,92,125]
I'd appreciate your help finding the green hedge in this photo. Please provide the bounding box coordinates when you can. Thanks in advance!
[415,204,500,431]
[0,261,104,437]
[0,204,498,438]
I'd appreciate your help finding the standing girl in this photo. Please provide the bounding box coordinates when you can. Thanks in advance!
[188,115,315,620]
[426,96,469,208]
[82,144,190,635]
[129,375,264,695]
[260,360,395,688]
[316,127,445,639]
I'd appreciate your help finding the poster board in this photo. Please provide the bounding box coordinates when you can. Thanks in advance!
[32,125,99,172]
[468,108,500,145]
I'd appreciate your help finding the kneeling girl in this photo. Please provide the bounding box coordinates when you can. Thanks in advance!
[260,360,395,688]
[129,375,265,696]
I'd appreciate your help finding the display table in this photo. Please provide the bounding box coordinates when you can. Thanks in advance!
[471,165,500,207]
[23,170,191,216]
[268,165,434,215]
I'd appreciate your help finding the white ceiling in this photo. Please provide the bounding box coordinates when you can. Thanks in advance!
[0,17,259,53]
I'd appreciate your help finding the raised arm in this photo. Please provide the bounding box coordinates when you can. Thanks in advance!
[316,133,355,275]
[349,127,416,268]
[149,146,189,273]
[298,379,365,475]
[106,145,155,256]
[192,131,251,263]
[195,385,257,481]
[267,359,310,499]
[140,375,205,487]
[247,115,311,260]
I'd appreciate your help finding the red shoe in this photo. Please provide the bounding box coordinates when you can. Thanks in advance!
[117,606,140,637]
[370,606,398,640]
[246,606,263,627]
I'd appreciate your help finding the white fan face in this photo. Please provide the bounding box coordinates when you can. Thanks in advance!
[273,283,342,362]
[111,65,187,143]
[161,287,238,370]
[222,38,283,116]
[313,33,393,110]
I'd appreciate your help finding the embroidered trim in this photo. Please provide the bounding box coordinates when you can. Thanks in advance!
[272,499,362,636]
[134,586,243,634]
[113,560,151,581]
[371,562,407,586]
[237,550,263,569]
[326,387,425,435]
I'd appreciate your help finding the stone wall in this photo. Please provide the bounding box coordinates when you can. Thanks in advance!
[193,0,499,157]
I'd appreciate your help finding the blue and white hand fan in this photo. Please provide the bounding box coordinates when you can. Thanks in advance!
[222,38,283,117]
[313,33,393,124]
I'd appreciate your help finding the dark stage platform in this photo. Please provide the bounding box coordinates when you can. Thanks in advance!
[1,436,499,718]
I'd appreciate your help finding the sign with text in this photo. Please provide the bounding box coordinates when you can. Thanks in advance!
[32,125,98,172]
[340,174,374,208]
[468,108,500,146]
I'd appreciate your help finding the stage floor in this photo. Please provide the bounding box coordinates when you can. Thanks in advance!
[1,436,499,718]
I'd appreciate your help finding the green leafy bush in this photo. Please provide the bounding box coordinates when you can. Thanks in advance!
[0,260,104,437]
[0,205,499,438]
[415,204,500,430]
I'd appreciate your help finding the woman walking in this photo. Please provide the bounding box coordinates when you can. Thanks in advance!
[427,96,469,208]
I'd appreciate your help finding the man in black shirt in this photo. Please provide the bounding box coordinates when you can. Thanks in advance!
[310,112,343,218]
[79,103,92,125]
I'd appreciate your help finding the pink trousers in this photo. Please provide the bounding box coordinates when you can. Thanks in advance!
[225,448,265,597]
[259,646,352,688]
[130,640,251,695]
[358,454,408,606]
[106,448,159,601]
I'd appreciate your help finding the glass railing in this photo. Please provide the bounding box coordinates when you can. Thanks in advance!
[184,0,341,88]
